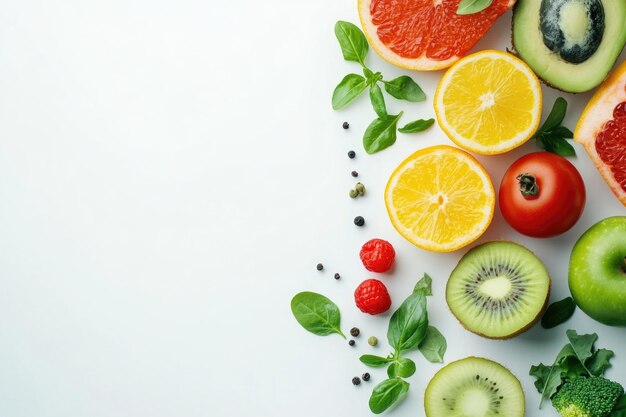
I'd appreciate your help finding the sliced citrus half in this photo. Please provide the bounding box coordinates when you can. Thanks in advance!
[358,0,515,71]
[575,60,626,207]
[384,145,495,252]
[434,50,542,155]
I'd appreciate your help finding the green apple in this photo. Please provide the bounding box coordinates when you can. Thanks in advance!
[569,216,626,326]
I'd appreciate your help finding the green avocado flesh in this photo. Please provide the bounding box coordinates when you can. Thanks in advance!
[513,0,626,93]
[446,241,550,339]
[424,357,525,417]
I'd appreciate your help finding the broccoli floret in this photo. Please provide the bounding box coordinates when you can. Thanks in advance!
[552,377,624,417]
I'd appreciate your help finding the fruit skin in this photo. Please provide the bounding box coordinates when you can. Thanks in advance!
[424,356,525,417]
[354,279,392,315]
[575,60,626,207]
[360,239,395,272]
[499,152,586,237]
[434,50,542,155]
[358,0,515,71]
[513,0,626,93]
[569,216,626,326]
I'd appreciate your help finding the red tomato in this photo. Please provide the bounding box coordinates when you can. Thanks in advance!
[499,152,586,238]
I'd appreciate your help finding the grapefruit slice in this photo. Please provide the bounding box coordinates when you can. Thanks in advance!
[358,0,516,71]
[575,60,626,207]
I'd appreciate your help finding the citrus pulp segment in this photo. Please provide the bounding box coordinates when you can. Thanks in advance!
[434,50,542,155]
[358,0,515,71]
[384,145,495,252]
[575,60,626,207]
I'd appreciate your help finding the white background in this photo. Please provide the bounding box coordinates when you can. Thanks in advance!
[0,1,625,416]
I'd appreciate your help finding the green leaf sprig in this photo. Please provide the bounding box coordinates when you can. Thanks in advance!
[533,97,576,156]
[361,274,447,414]
[529,329,615,409]
[332,21,431,154]
[457,0,494,14]
[290,292,346,338]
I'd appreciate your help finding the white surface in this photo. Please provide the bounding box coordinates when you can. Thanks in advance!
[0,1,625,416]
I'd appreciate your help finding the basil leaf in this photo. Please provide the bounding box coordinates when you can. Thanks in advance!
[550,138,576,156]
[387,358,416,378]
[587,348,614,377]
[334,21,368,66]
[290,292,345,338]
[387,291,428,352]
[383,76,426,102]
[610,394,626,417]
[541,297,576,329]
[399,118,434,133]
[360,354,392,367]
[369,83,387,119]
[418,326,447,363]
[369,378,410,414]
[332,74,367,110]
[566,329,596,373]
[413,273,433,296]
[540,97,568,133]
[552,126,574,138]
[363,112,403,154]
[363,68,374,80]
[457,0,494,15]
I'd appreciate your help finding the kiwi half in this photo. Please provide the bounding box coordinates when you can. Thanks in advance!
[424,356,525,417]
[446,241,550,339]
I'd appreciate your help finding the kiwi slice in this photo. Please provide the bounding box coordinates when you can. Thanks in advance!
[424,356,524,417]
[446,241,550,339]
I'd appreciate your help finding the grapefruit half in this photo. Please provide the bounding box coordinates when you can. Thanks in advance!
[575,60,626,207]
[358,0,516,71]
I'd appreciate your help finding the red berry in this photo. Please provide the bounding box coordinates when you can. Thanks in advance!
[354,279,391,315]
[360,239,395,273]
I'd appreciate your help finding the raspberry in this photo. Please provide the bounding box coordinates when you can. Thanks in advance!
[360,239,395,273]
[354,279,392,315]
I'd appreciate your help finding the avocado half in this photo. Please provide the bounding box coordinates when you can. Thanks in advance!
[513,0,626,93]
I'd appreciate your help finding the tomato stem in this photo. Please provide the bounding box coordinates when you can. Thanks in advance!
[516,173,539,198]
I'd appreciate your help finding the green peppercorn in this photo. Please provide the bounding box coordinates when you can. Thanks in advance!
[349,189,358,199]
[355,182,365,195]
[368,336,378,346]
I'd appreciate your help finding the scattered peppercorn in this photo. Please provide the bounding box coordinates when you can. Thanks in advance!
[354,216,365,227]
[334,273,341,280]
[350,327,360,337]
[348,150,356,159]
[355,182,365,195]
[349,189,358,199]
[351,170,358,177]
[352,377,361,386]
[362,373,371,382]
[342,121,349,129]
[348,339,355,346]
[316,263,323,271]
[368,336,378,346]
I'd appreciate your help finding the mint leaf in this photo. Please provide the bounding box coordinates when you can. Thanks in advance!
[457,0,494,15]
[369,378,410,414]
[369,83,387,119]
[334,21,368,66]
[418,326,447,363]
[387,358,416,378]
[363,112,403,154]
[360,354,392,367]
[398,118,434,133]
[587,348,614,377]
[332,74,367,110]
[541,297,576,329]
[413,273,433,296]
[383,76,426,102]
[387,291,428,352]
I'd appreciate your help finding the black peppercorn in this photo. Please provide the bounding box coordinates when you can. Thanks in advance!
[348,339,355,346]
[354,216,365,227]
[342,121,349,129]
[316,263,323,271]
[350,327,360,337]
[348,150,356,159]
[334,273,340,280]
[352,377,361,385]
[351,171,358,177]
[362,373,370,382]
